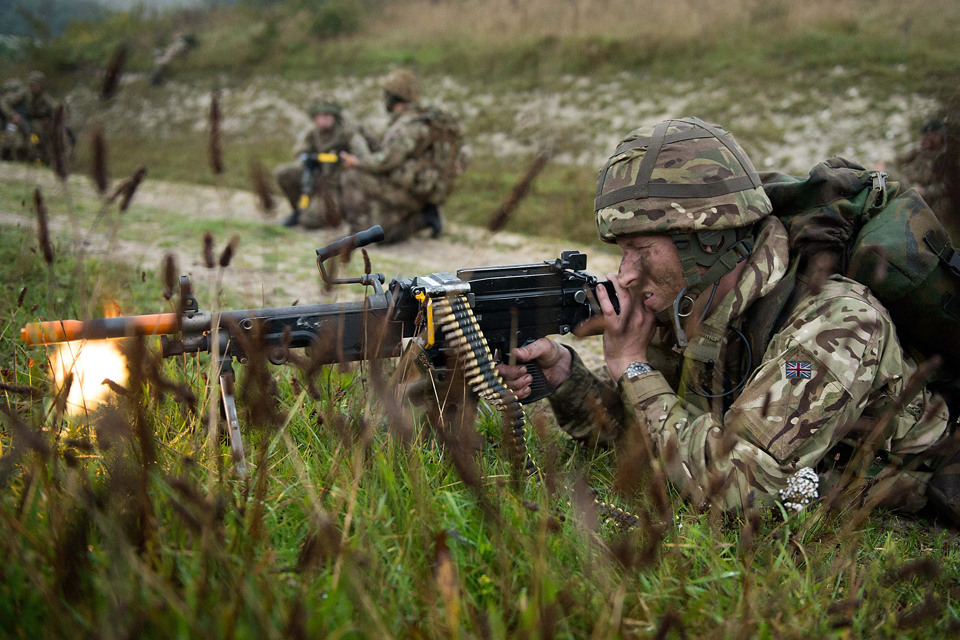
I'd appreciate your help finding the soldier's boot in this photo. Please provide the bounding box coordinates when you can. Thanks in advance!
[927,436,960,526]
[282,209,301,228]
[421,203,443,239]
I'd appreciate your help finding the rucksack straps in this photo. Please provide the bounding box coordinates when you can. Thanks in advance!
[924,229,960,278]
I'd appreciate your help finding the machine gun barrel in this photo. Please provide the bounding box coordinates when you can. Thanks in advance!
[21,313,181,345]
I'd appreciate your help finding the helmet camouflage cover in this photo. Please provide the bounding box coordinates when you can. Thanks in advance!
[309,101,342,118]
[595,117,772,242]
[381,69,422,104]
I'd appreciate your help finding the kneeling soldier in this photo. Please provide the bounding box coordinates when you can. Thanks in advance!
[274,101,370,229]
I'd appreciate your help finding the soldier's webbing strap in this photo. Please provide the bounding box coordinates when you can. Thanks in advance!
[431,294,641,529]
[924,229,960,278]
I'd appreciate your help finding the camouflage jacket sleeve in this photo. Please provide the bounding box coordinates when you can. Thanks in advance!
[291,127,314,158]
[0,87,27,120]
[35,93,58,120]
[620,277,948,510]
[356,119,430,174]
[546,348,626,447]
[348,131,371,159]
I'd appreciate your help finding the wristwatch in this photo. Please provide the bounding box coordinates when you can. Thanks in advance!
[623,361,655,380]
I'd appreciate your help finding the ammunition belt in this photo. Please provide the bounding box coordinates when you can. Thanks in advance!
[432,294,640,529]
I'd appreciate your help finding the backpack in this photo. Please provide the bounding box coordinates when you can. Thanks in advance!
[766,157,959,365]
[748,157,960,521]
[414,108,467,205]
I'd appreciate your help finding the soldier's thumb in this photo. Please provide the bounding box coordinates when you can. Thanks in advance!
[515,338,556,364]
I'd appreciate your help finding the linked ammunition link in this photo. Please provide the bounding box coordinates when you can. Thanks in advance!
[434,295,537,477]
[593,493,642,528]
[429,294,641,529]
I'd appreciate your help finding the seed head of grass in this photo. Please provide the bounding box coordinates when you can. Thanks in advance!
[89,122,109,195]
[208,90,224,176]
[100,43,128,101]
[219,234,240,268]
[33,188,54,265]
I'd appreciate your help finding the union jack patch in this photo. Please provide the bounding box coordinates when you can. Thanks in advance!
[785,361,812,379]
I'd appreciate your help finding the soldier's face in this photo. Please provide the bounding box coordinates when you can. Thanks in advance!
[921,132,944,151]
[615,234,687,314]
[29,82,42,95]
[314,114,335,130]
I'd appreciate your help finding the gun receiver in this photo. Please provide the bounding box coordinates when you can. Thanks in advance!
[21,226,620,404]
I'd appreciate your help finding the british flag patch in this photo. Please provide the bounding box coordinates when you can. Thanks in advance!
[785,361,812,379]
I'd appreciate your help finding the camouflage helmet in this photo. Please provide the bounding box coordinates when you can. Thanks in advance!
[28,71,46,87]
[595,117,772,242]
[921,118,946,134]
[381,69,421,104]
[309,101,342,118]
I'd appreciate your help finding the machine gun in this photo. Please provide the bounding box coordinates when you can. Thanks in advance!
[21,226,620,477]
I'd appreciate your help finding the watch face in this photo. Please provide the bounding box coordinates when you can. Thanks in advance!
[626,362,653,378]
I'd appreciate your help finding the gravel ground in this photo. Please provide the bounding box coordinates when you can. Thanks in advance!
[63,69,938,174]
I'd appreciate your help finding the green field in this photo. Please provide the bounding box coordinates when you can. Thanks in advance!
[3,1,960,637]
[2,182,960,638]
[8,0,960,96]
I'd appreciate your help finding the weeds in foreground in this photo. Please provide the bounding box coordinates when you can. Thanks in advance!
[2,211,960,638]
[2,59,960,639]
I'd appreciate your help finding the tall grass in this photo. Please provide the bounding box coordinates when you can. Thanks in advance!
[2,172,960,638]
[2,13,960,634]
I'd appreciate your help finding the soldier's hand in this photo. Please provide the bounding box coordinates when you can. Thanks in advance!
[495,338,572,401]
[597,273,657,382]
[339,151,358,168]
[11,114,22,125]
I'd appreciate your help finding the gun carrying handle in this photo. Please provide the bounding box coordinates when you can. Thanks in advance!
[316,225,385,263]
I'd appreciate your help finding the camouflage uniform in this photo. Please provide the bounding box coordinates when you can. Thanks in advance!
[548,118,951,513]
[341,69,457,243]
[341,106,436,242]
[0,72,59,162]
[0,79,24,126]
[274,113,371,229]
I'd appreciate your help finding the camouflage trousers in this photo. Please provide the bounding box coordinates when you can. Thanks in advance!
[273,162,343,229]
[340,169,430,244]
[1,119,49,162]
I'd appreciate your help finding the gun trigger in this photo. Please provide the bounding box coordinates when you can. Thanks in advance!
[414,291,435,349]
[298,194,310,210]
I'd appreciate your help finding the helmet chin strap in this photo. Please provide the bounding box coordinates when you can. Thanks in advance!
[655,229,755,347]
